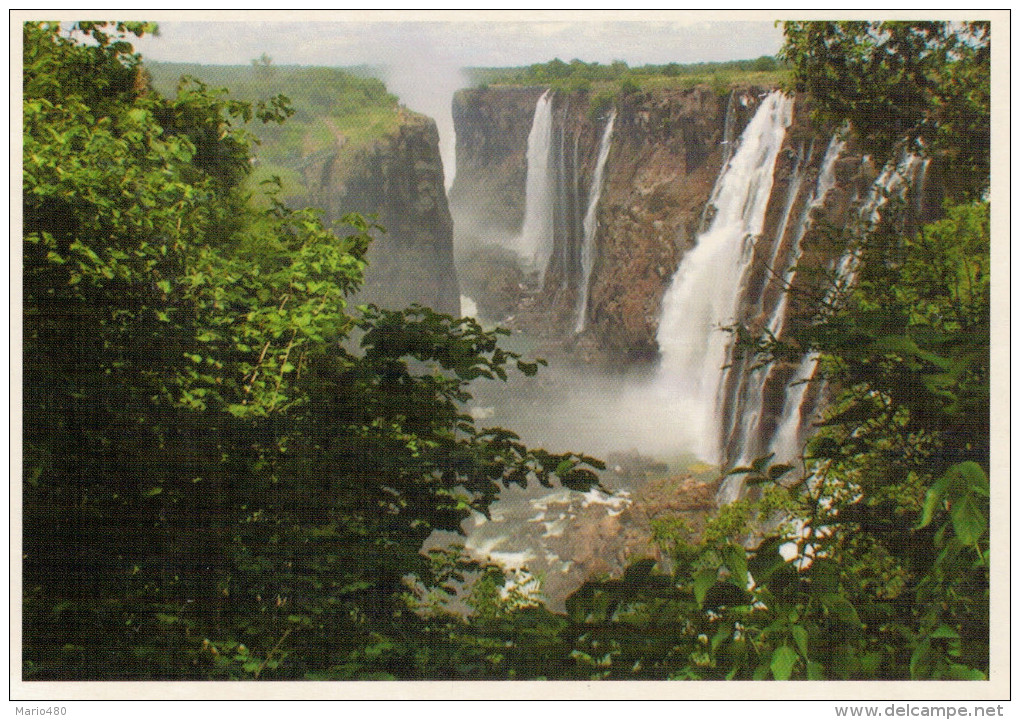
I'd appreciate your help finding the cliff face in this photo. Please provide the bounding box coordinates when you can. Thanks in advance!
[450,86,547,240]
[300,111,460,315]
[585,88,759,359]
[451,86,769,356]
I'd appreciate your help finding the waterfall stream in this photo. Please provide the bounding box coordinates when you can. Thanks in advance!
[755,147,921,476]
[655,91,794,464]
[723,135,846,475]
[514,90,556,280]
[574,109,617,333]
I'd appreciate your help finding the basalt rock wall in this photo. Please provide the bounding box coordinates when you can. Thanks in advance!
[300,110,460,316]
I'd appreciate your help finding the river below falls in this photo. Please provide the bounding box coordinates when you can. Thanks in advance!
[425,330,722,612]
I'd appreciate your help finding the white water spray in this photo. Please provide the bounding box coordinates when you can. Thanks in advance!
[767,147,919,467]
[514,90,556,279]
[574,109,617,333]
[460,295,478,319]
[769,352,820,464]
[654,92,793,463]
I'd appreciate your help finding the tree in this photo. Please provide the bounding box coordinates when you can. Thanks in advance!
[780,21,990,201]
[22,21,599,680]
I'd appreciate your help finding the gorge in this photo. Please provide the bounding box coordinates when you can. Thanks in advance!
[448,83,931,469]
[23,20,991,681]
[195,67,937,608]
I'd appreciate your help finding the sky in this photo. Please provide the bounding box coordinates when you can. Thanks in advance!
[127,12,786,188]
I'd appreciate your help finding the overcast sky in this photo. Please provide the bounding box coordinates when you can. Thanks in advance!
[129,15,785,68]
[126,12,785,187]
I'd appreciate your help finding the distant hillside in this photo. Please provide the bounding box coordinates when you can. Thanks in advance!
[144,60,402,200]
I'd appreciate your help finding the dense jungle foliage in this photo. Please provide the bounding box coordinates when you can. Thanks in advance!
[22,20,991,681]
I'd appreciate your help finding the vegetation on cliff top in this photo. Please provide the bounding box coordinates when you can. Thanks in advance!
[145,59,405,200]
[466,56,791,96]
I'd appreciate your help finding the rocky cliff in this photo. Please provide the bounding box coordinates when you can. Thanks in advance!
[448,84,916,467]
[450,86,547,241]
[300,110,460,316]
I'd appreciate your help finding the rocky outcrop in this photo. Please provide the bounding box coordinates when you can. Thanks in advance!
[459,454,723,612]
[450,86,547,241]
[300,110,460,315]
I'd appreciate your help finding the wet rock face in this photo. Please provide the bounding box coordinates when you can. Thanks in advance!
[459,455,723,612]
[587,88,744,360]
[450,86,547,241]
[301,111,460,316]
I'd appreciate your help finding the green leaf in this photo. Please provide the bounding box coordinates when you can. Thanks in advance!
[693,569,717,606]
[771,646,799,680]
[947,664,986,681]
[929,624,960,640]
[806,660,825,680]
[710,622,732,653]
[790,624,809,658]
[721,543,748,587]
[951,490,987,546]
[819,593,862,626]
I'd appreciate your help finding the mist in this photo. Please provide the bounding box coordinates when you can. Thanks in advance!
[467,347,708,467]
[378,57,465,190]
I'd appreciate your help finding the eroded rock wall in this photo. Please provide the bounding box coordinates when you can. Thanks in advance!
[300,111,460,315]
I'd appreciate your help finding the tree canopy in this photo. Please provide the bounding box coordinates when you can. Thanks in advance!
[22,21,599,680]
[780,21,990,201]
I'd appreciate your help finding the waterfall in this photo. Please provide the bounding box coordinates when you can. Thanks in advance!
[767,136,845,340]
[828,150,924,305]
[769,352,820,464]
[721,139,816,468]
[723,136,845,470]
[574,110,617,334]
[722,136,846,471]
[655,92,794,464]
[763,147,918,471]
[697,90,741,234]
[514,90,556,279]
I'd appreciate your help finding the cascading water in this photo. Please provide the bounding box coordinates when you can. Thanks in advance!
[514,90,556,279]
[768,352,821,464]
[574,109,617,333]
[723,135,846,473]
[719,139,812,468]
[655,91,794,464]
[697,90,741,234]
[767,136,845,341]
[758,148,921,472]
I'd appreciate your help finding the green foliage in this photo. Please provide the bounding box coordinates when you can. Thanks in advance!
[781,21,989,200]
[144,60,402,190]
[22,21,599,681]
[467,56,790,92]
